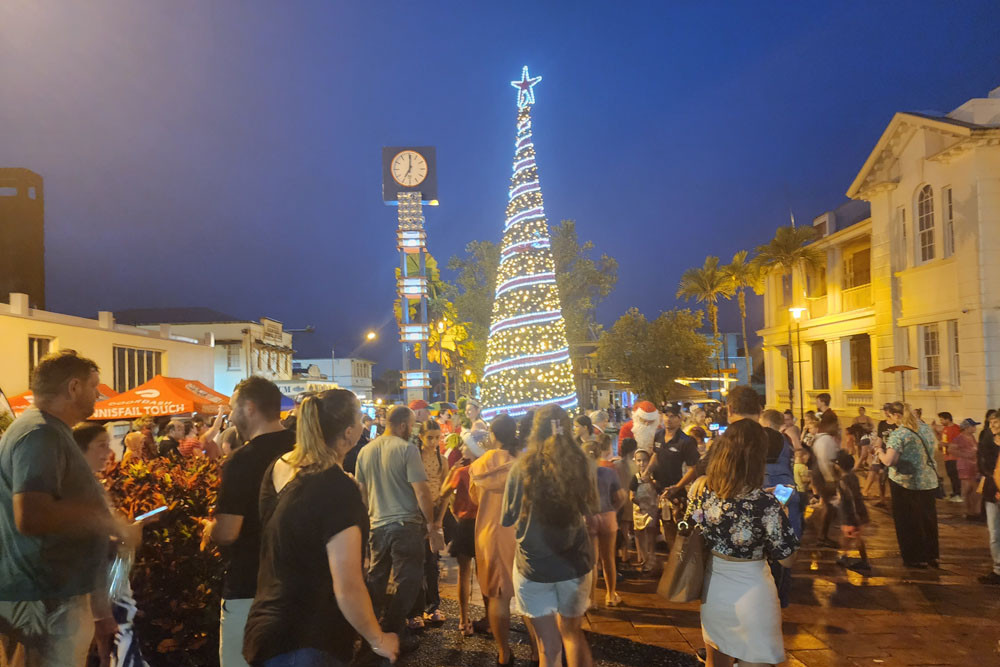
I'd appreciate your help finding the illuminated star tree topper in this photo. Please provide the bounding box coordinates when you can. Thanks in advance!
[510,66,542,109]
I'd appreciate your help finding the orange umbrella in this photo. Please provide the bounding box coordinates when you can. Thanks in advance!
[90,376,228,420]
[10,384,118,416]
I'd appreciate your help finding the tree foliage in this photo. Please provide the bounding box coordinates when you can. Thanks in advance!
[550,220,618,345]
[447,221,617,385]
[754,225,823,299]
[103,456,223,666]
[676,255,735,363]
[597,308,713,405]
[446,240,500,378]
[723,250,765,380]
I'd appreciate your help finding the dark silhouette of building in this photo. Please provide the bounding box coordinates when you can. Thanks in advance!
[0,168,45,309]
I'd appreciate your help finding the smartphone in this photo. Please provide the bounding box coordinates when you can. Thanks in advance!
[709,423,720,432]
[369,424,378,439]
[773,484,793,505]
[135,506,168,522]
[717,425,728,435]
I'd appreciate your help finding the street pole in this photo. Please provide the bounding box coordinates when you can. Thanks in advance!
[787,321,795,417]
[796,321,804,425]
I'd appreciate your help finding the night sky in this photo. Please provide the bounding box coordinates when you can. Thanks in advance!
[2,1,998,372]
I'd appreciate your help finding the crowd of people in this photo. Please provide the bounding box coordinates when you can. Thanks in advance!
[3,349,1000,667]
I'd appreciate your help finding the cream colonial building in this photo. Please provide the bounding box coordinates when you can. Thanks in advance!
[760,85,1000,420]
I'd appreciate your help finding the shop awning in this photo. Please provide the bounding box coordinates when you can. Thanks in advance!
[11,384,119,416]
[89,376,228,420]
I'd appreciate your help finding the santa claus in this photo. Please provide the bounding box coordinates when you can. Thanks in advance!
[617,401,663,454]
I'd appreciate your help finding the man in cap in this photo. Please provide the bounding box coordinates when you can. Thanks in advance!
[618,401,664,454]
[408,399,431,448]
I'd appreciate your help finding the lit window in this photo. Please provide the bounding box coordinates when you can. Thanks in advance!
[113,346,163,392]
[28,336,52,379]
[917,185,935,262]
[227,344,241,371]
[920,324,940,388]
[943,187,954,257]
[947,320,960,387]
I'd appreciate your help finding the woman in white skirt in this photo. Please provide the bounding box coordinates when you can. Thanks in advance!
[689,419,799,667]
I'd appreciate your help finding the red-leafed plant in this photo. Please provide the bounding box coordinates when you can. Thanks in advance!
[103,456,224,666]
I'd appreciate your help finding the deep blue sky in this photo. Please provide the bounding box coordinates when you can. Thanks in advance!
[2,1,998,372]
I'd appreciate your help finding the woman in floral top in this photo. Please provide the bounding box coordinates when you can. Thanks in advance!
[689,419,798,667]
[873,402,940,568]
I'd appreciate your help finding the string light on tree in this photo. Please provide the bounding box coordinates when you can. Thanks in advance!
[481,66,578,420]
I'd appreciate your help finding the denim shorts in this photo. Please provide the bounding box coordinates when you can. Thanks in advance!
[513,568,592,619]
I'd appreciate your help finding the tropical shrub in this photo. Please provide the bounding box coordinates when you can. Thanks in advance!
[103,456,223,666]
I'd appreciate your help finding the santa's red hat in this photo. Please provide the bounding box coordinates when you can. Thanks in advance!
[633,401,658,416]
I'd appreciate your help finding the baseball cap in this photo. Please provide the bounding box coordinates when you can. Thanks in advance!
[960,418,981,429]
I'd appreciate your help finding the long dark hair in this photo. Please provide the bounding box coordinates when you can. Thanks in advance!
[518,405,597,525]
[490,414,520,456]
[706,419,767,499]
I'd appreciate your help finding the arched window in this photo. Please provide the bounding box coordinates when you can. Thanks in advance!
[917,185,935,262]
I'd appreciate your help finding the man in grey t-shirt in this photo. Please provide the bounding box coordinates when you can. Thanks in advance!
[0,351,129,664]
[355,406,435,645]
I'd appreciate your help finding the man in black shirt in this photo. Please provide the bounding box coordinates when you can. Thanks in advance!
[201,377,295,667]
[648,407,699,545]
[343,415,373,476]
[157,419,185,459]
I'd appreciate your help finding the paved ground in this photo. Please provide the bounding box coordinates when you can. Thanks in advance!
[430,497,1000,666]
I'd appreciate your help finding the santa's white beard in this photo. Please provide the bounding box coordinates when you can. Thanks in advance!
[632,419,657,452]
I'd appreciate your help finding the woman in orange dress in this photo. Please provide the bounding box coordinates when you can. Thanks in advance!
[470,414,537,666]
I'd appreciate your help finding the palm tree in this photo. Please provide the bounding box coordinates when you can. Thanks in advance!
[676,256,735,367]
[754,225,824,305]
[723,250,764,381]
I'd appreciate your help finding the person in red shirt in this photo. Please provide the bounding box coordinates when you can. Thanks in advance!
[438,430,486,636]
[939,412,964,502]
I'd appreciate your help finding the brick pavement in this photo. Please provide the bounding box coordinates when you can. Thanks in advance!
[438,499,1000,666]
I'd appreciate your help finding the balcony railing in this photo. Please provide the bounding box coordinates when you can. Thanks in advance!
[807,296,828,318]
[843,284,872,311]
[844,390,873,407]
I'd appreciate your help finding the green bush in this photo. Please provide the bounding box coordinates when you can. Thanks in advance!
[103,457,223,666]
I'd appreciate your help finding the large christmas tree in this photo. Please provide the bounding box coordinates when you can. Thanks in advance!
[480,67,578,421]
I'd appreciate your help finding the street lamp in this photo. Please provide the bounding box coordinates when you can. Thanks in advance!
[788,307,806,426]
[366,330,377,341]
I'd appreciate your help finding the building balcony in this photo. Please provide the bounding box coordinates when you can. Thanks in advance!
[844,389,873,407]
[806,296,828,318]
[842,284,872,311]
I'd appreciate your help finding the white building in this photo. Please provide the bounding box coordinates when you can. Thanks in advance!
[0,293,215,396]
[295,352,375,402]
[116,308,294,397]
[760,85,1000,420]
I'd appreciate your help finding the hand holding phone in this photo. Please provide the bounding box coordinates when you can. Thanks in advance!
[773,484,793,505]
[135,506,168,522]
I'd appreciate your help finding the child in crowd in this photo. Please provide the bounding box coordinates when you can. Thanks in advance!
[793,449,812,500]
[439,430,486,636]
[615,439,638,566]
[834,451,871,574]
[629,449,660,574]
[583,441,626,607]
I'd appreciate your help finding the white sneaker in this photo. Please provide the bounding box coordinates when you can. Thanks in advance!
[948,495,964,503]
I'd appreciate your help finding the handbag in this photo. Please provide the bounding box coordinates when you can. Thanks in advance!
[657,478,708,603]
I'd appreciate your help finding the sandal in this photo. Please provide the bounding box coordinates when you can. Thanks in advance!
[460,621,474,637]
[605,592,623,607]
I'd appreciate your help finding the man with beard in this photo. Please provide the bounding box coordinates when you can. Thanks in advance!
[617,401,664,455]
[201,376,295,666]
[0,351,133,664]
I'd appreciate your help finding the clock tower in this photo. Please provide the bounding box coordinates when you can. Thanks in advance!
[382,147,439,402]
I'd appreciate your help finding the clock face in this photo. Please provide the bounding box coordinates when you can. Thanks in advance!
[391,150,428,187]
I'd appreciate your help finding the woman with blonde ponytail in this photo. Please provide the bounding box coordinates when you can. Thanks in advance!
[501,405,599,667]
[243,390,399,666]
[873,401,941,568]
